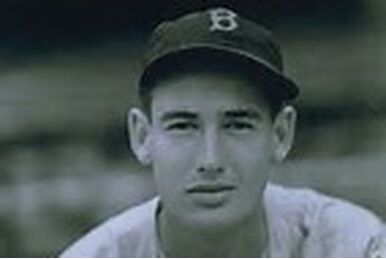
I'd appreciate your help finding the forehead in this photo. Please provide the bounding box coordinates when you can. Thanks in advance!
[150,71,271,117]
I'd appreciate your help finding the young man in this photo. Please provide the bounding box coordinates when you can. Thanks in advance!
[61,7,385,257]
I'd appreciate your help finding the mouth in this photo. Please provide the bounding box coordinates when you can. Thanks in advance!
[186,183,236,193]
[185,183,236,207]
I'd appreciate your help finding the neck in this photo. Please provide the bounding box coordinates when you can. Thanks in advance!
[157,204,268,257]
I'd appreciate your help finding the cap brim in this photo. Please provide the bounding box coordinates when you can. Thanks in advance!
[140,45,299,101]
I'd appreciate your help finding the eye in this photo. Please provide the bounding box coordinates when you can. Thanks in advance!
[165,121,198,132]
[223,121,255,131]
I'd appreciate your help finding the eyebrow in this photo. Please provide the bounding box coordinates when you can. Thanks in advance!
[160,111,198,122]
[223,109,261,119]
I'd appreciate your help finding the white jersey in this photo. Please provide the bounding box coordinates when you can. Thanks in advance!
[60,183,384,257]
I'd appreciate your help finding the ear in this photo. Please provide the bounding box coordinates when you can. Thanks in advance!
[272,105,297,162]
[127,108,152,166]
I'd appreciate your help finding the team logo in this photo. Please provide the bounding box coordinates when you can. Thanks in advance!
[209,8,239,32]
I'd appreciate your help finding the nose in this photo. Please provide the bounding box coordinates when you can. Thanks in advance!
[197,127,225,178]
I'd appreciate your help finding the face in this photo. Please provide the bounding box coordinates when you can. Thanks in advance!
[129,70,295,230]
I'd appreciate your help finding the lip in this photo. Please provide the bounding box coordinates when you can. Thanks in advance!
[185,183,236,193]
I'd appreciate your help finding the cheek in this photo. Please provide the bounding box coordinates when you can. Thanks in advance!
[228,136,273,181]
[150,135,197,190]
[151,135,197,165]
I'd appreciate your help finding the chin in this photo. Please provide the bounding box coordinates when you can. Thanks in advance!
[180,204,250,232]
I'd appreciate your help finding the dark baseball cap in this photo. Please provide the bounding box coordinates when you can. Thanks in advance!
[139,7,299,101]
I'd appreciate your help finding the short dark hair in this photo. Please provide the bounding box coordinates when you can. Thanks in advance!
[139,49,289,120]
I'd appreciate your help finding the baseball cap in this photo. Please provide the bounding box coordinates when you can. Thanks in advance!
[139,7,299,101]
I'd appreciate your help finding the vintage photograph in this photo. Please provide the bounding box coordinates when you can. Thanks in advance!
[1,0,386,257]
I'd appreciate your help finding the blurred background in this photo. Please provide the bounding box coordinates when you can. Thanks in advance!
[1,0,386,256]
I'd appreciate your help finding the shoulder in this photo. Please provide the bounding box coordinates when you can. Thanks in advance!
[60,197,160,258]
[265,183,328,213]
[265,182,381,227]
[264,183,331,229]
[305,189,382,257]
[264,183,333,256]
[265,183,383,257]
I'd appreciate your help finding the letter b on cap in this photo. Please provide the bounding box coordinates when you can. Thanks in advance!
[209,8,238,32]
